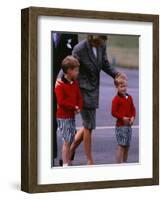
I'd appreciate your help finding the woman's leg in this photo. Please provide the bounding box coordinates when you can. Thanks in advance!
[83,128,93,165]
[69,128,84,160]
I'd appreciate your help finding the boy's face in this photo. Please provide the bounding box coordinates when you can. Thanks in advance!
[67,67,79,80]
[117,82,127,95]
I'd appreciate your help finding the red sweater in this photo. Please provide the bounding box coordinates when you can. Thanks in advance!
[111,93,136,126]
[55,76,83,119]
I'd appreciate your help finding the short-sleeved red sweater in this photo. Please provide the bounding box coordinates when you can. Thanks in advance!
[111,93,136,126]
[55,76,83,119]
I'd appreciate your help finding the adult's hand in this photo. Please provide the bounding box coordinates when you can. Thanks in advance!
[55,78,63,88]
[115,72,128,80]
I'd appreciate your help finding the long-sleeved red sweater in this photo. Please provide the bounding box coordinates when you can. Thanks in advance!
[55,76,83,119]
[111,93,136,126]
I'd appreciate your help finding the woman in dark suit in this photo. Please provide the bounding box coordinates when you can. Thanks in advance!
[70,35,120,165]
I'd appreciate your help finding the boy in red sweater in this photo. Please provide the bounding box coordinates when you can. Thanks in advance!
[55,56,83,167]
[111,73,136,163]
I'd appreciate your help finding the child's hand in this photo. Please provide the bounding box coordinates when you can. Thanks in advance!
[74,106,80,114]
[122,117,130,125]
[129,117,135,126]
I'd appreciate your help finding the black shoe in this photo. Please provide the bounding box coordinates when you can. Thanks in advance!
[59,159,63,166]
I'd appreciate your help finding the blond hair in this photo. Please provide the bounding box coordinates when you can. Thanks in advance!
[114,72,128,86]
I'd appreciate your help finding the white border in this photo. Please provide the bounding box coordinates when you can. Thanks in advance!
[37,16,153,184]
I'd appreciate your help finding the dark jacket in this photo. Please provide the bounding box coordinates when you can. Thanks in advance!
[52,33,78,79]
[72,39,118,109]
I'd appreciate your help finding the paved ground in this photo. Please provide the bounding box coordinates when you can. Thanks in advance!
[54,67,139,166]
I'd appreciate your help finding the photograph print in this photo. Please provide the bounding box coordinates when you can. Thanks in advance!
[52,32,139,168]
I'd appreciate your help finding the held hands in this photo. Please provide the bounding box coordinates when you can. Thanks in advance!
[122,117,135,126]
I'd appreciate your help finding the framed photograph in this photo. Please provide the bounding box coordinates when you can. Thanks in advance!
[21,7,159,193]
